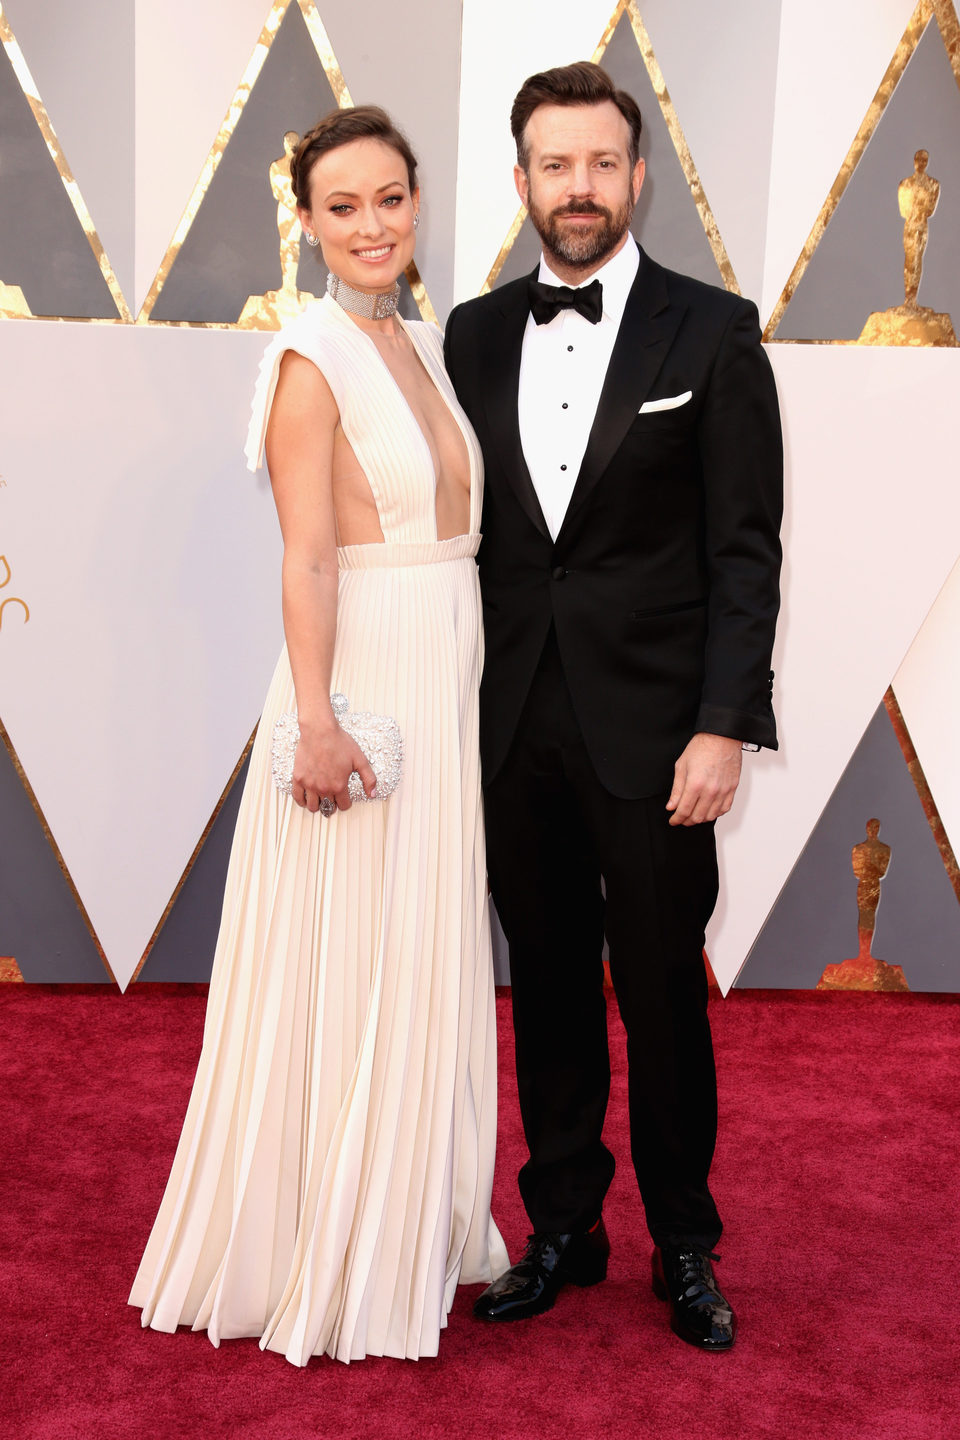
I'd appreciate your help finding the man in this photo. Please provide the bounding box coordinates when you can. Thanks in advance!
[444,62,781,1351]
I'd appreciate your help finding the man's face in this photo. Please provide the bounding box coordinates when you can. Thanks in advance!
[515,100,645,274]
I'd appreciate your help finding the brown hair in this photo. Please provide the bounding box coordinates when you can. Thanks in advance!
[291,105,419,209]
[510,62,642,171]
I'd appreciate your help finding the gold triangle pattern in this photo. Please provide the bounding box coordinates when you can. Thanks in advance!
[137,0,436,328]
[482,0,740,295]
[884,685,960,904]
[764,0,960,342]
[0,3,132,323]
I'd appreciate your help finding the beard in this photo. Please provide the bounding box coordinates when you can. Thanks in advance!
[526,191,635,272]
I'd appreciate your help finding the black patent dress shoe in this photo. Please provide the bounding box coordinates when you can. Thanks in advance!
[473,1220,610,1321]
[652,1245,737,1351]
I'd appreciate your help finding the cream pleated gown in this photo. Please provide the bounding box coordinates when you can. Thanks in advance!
[129,296,508,1364]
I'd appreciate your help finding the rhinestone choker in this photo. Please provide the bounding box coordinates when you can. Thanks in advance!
[326,272,400,321]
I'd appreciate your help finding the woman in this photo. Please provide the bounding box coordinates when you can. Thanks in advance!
[129,106,508,1364]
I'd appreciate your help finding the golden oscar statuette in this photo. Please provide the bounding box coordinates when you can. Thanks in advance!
[238,132,320,330]
[0,278,32,318]
[817,819,909,991]
[858,149,957,347]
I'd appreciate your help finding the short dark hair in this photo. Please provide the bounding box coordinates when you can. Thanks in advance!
[291,105,419,209]
[510,62,643,171]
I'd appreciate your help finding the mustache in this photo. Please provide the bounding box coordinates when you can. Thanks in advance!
[552,201,611,219]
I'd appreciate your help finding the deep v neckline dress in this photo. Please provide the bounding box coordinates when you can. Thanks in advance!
[129,296,508,1364]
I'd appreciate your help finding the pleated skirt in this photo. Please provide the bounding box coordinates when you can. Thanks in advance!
[129,537,508,1364]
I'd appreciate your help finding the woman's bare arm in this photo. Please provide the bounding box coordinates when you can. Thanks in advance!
[265,350,375,811]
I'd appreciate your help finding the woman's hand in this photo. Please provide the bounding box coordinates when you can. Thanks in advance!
[292,723,378,813]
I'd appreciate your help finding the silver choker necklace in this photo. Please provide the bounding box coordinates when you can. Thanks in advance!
[327,272,400,321]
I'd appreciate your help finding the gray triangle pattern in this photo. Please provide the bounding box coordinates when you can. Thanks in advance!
[736,702,960,991]
[135,752,251,982]
[0,40,118,319]
[149,6,424,326]
[494,11,726,290]
[0,731,109,982]
[776,19,960,340]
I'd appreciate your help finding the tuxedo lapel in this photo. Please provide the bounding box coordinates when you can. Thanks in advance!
[557,250,685,542]
[481,272,551,541]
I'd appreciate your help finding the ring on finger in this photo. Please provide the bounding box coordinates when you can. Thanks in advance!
[319,796,337,818]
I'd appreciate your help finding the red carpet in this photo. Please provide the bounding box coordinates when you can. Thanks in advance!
[2,985,957,1439]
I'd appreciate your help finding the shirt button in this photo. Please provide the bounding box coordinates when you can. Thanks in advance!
[561,402,569,409]
[552,566,566,581]
[567,345,574,352]
[560,464,567,471]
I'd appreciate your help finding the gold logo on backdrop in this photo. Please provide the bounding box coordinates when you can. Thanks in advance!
[817,819,910,991]
[482,0,739,296]
[0,553,30,629]
[857,149,957,345]
[0,4,131,323]
[238,130,320,328]
[765,0,960,342]
[138,0,436,328]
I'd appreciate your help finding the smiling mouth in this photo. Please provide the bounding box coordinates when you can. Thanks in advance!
[353,245,395,260]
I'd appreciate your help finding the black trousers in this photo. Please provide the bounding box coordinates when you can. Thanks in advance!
[483,628,723,1251]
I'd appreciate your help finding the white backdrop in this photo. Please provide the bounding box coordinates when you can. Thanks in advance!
[1,0,957,989]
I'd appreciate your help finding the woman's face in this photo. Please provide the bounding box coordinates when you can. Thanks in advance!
[298,137,419,293]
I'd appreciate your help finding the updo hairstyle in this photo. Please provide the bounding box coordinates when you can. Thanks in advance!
[291,105,419,210]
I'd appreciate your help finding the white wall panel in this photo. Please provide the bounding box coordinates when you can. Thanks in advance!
[709,343,960,987]
[893,555,960,859]
[3,0,958,992]
[0,322,282,987]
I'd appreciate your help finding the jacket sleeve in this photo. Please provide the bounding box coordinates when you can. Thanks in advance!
[693,298,783,749]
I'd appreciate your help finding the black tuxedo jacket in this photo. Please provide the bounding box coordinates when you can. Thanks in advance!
[444,245,783,799]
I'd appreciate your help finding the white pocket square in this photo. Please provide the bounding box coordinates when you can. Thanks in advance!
[638,390,692,414]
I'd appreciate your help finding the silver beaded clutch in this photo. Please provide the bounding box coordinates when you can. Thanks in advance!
[271,693,403,803]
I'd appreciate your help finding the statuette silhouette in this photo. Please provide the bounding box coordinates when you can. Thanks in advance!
[900,150,938,306]
[817,820,909,991]
[858,148,957,347]
[238,132,319,330]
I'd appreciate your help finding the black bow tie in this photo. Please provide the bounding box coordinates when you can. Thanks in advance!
[528,277,603,326]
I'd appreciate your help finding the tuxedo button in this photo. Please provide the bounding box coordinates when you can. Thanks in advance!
[552,566,567,581]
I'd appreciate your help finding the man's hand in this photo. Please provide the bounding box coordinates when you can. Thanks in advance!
[666,733,743,827]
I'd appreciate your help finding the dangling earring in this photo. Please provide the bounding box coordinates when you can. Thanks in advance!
[413,213,420,230]
[305,231,320,248]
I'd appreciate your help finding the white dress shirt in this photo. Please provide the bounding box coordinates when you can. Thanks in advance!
[518,238,640,541]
